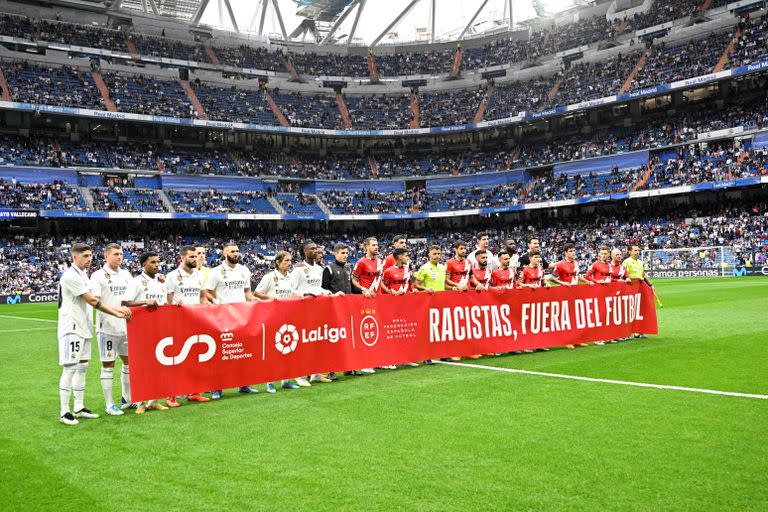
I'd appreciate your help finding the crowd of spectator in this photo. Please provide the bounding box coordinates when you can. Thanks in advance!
[3,61,104,109]
[1,198,766,293]
[0,178,85,210]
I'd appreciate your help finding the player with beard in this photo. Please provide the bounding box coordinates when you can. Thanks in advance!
[551,243,594,349]
[57,243,131,425]
[467,232,498,272]
[352,237,385,373]
[291,240,334,384]
[446,241,479,292]
[205,243,259,399]
[165,246,211,407]
[384,235,408,270]
[122,251,168,413]
[491,252,517,289]
[470,249,491,291]
[380,248,420,367]
[517,237,556,279]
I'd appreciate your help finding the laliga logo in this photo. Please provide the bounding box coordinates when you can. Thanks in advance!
[274,322,347,355]
[155,334,217,366]
[275,324,299,355]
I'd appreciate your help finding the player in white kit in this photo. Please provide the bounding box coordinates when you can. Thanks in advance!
[121,251,168,414]
[205,242,259,399]
[165,245,211,407]
[255,250,303,393]
[90,243,139,416]
[58,243,131,425]
[290,240,333,385]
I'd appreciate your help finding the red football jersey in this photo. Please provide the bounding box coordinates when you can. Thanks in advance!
[586,261,612,283]
[446,257,472,288]
[353,256,384,292]
[491,267,515,288]
[520,265,545,287]
[609,263,627,281]
[472,265,492,288]
[552,259,580,285]
[382,265,412,293]
[384,253,410,272]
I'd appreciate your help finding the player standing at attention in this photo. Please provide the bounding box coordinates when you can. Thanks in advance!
[195,245,211,288]
[352,237,385,373]
[585,246,613,285]
[384,235,408,270]
[58,243,131,425]
[517,250,548,289]
[624,245,654,339]
[380,248,420,367]
[165,245,211,407]
[468,232,498,272]
[551,243,594,349]
[255,251,302,392]
[291,240,334,384]
[470,249,491,291]
[90,243,139,415]
[517,237,556,279]
[446,241,477,292]
[205,242,259,399]
[491,252,517,289]
[413,245,446,365]
[610,249,631,283]
[121,251,168,413]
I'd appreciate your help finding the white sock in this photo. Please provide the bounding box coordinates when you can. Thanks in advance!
[121,365,131,403]
[72,363,88,412]
[59,366,75,416]
[100,367,114,407]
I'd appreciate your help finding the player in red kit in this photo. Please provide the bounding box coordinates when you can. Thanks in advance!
[518,250,549,289]
[446,241,477,292]
[381,248,412,295]
[352,237,384,373]
[585,246,613,284]
[551,243,594,349]
[352,237,384,298]
[610,249,631,282]
[491,252,516,289]
[471,249,491,290]
[383,234,407,270]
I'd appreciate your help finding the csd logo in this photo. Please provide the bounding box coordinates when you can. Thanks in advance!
[275,324,299,355]
[155,335,216,366]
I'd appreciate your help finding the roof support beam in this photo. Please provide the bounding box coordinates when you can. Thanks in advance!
[430,0,436,43]
[457,0,491,40]
[319,0,361,45]
[370,0,422,48]
[347,0,366,45]
[270,0,289,41]
[191,0,210,26]
[223,0,240,32]
[258,0,269,36]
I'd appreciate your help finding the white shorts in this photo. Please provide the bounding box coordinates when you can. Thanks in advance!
[59,334,91,366]
[97,333,128,362]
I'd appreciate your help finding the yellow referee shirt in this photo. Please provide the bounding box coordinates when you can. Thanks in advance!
[623,257,645,279]
[415,261,447,292]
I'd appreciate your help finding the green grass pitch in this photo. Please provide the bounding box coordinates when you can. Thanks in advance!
[0,277,766,511]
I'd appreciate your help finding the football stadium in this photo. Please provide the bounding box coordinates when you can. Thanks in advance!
[0,0,766,509]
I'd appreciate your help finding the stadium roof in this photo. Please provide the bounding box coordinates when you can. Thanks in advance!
[116,0,592,47]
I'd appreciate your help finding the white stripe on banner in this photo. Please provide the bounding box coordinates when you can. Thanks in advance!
[436,361,768,400]
[0,314,57,323]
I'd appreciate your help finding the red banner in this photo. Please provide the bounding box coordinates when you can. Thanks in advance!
[127,282,657,401]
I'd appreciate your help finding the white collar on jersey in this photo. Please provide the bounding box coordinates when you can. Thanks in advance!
[102,264,123,277]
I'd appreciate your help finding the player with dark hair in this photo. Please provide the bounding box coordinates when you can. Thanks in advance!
[57,243,131,425]
[551,243,594,349]
[384,235,407,270]
[446,241,477,292]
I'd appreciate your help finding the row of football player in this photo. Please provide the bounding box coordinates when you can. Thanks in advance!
[56,233,653,425]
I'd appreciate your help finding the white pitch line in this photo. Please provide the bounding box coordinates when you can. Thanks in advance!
[0,327,57,333]
[436,360,768,400]
[0,314,57,324]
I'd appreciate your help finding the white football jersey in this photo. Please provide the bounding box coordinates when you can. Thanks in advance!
[131,272,167,305]
[57,265,93,339]
[290,261,328,296]
[90,265,134,336]
[205,263,252,304]
[166,266,204,304]
[256,269,295,299]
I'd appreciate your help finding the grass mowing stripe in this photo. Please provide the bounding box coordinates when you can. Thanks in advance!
[436,360,768,400]
[0,327,56,333]
[0,314,57,323]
